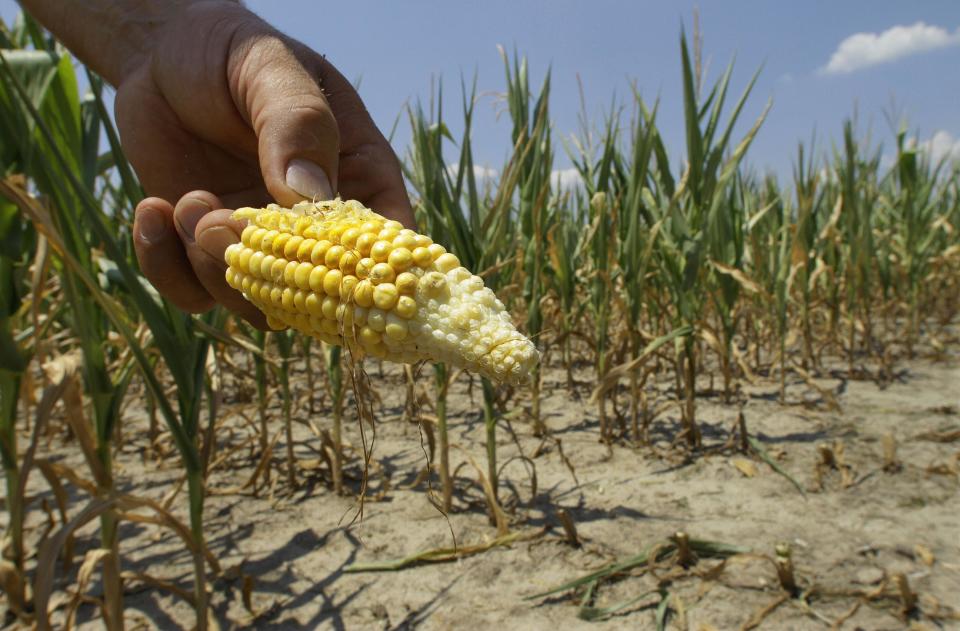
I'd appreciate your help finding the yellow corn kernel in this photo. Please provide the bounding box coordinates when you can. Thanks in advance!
[281,287,296,311]
[327,223,346,244]
[259,254,275,279]
[412,247,433,268]
[341,275,359,300]
[384,314,408,341]
[371,240,392,262]
[248,227,267,250]
[353,279,375,308]
[272,232,291,256]
[323,269,342,296]
[359,326,381,346]
[355,257,375,279]
[261,230,279,252]
[320,318,339,335]
[294,262,313,290]
[369,262,396,285]
[310,240,332,265]
[296,238,317,260]
[395,295,417,319]
[321,295,338,320]
[427,243,446,260]
[435,253,461,274]
[239,248,255,273]
[388,247,413,272]
[324,244,345,269]
[283,235,304,259]
[378,227,400,242]
[373,283,398,311]
[340,251,360,275]
[356,232,377,256]
[396,272,418,295]
[283,260,298,287]
[393,231,417,250]
[308,265,329,292]
[305,293,323,317]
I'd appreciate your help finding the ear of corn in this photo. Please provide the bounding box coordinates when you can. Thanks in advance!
[224,199,539,384]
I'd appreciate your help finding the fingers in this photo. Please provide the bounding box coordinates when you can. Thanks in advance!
[229,33,340,207]
[194,210,268,329]
[339,144,417,229]
[173,193,268,329]
[133,197,214,313]
[307,56,416,228]
[229,26,414,226]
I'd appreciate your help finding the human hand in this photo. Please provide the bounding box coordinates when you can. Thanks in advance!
[116,2,413,327]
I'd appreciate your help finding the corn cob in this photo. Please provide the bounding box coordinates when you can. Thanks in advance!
[223,199,538,384]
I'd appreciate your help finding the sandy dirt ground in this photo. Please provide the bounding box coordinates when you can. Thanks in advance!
[8,347,960,630]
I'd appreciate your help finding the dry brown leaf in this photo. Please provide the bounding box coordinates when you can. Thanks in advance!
[35,497,117,631]
[915,544,935,566]
[60,372,111,487]
[914,429,960,443]
[64,548,115,630]
[808,256,829,291]
[241,574,263,618]
[120,570,194,605]
[732,458,758,478]
[732,344,758,384]
[709,260,763,294]
[0,560,29,618]
[453,446,510,537]
[794,364,841,411]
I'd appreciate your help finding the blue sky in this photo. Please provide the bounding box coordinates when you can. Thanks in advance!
[3,1,959,181]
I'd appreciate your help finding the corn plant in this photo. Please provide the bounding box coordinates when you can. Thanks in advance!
[0,191,31,577]
[0,35,218,629]
[833,121,881,372]
[503,50,553,436]
[615,93,665,439]
[790,138,825,370]
[325,342,344,494]
[275,329,297,489]
[570,108,619,443]
[545,196,585,391]
[751,176,795,401]
[883,128,947,356]
[405,77,518,510]
[646,31,767,445]
[0,40,136,629]
[251,328,271,478]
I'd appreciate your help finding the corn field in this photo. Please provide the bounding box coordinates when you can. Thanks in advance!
[1,12,959,630]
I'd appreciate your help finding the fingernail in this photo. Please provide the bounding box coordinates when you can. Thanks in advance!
[176,198,212,242]
[138,207,168,244]
[286,159,334,201]
[197,226,238,267]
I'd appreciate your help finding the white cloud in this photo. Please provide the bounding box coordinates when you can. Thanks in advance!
[916,130,960,164]
[882,131,960,170]
[550,168,583,193]
[821,22,960,75]
[446,164,499,181]
[444,165,584,192]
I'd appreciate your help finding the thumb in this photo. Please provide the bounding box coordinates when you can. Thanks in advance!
[236,40,340,206]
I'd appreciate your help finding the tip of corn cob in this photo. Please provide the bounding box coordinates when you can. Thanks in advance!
[223,198,539,385]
